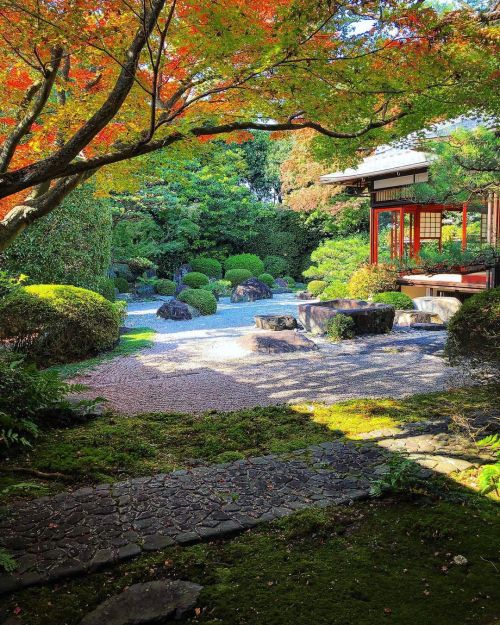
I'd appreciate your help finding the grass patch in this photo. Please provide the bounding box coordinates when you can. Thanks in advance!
[47,327,155,378]
[2,385,498,502]
[2,497,499,625]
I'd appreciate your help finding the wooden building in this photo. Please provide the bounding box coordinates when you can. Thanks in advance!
[320,145,499,298]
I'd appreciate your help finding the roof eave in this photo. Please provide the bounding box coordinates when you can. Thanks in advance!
[320,160,431,185]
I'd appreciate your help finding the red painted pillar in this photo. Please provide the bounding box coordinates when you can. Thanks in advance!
[462,203,468,251]
[414,208,421,257]
[399,207,404,259]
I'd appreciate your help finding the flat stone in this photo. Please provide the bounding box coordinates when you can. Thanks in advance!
[79,580,203,625]
[413,296,461,323]
[410,322,447,331]
[142,535,176,551]
[254,314,298,331]
[239,331,317,354]
[394,310,432,326]
[298,299,394,335]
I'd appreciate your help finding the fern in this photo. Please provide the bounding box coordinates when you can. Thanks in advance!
[0,549,17,573]
[477,434,500,452]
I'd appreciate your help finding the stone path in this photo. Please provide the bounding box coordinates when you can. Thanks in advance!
[0,418,491,595]
[74,294,467,414]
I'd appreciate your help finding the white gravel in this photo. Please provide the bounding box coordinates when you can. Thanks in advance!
[75,294,468,414]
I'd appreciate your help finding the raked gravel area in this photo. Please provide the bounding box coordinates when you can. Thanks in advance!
[74,294,466,414]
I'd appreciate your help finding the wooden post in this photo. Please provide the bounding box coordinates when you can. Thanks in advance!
[414,207,421,257]
[399,207,404,259]
[462,202,468,251]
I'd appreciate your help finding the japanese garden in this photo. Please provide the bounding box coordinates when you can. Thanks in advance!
[0,1,499,624]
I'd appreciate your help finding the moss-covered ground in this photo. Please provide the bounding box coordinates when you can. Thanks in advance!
[1,384,498,502]
[2,497,498,625]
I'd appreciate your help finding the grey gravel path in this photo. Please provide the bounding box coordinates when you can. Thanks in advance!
[74,294,465,414]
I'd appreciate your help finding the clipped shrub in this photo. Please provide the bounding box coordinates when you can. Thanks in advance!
[225,253,264,276]
[95,276,116,302]
[319,281,349,300]
[178,288,217,315]
[190,257,223,278]
[307,280,327,296]
[0,270,26,300]
[258,273,275,287]
[446,287,500,364]
[114,276,130,293]
[225,268,253,287]
[182,272,210,288]
[348,264,398,299]
[326,314,356,341]
[154,278,176,296]
[0,285,124,365]
[127,257,157,276]
[372,291,414,310]
[264,255,289,277]
[282,275,295,287]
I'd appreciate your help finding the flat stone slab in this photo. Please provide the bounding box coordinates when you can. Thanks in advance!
[80,580,202,625]
[298,299,394,335]
[410,322,447,331]
[239,330,317,353]
[254,314,298,331]
[394,310,436,326]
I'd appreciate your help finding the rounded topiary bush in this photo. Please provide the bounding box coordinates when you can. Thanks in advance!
[264,255,288,278]
[319,281,348,301]
[326,314,356,341]
[282,276,295,288]
[182,272,210,288]
[114,276,130,293]
[154,278,176,295]
[178,288,217,315]
[190,257,223,278]
[0,285,124,365]
[258,273,275,287]
[372,291,414,310]
[225,268,253,287]
[446,287,500,364]
[225,253,264,277]
[307,280,327,296]
[348,264,398,299]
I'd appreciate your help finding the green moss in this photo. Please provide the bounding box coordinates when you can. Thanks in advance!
[3,498,499,625]
[47,327,155,378]
[2,385,498,501]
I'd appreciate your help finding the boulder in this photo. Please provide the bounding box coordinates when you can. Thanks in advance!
[133,283,155,299]
[299,299,394,335]
[254,314,298,331]
[413,296,461,323]
[231,278,272,303]
[296,291,313,300]
[111,262,134,282]
[274,278,289,288]
[239,330,317,354]
[157,300,201,321]
[79,580,203,625]
[175,283,189,296]
[173,263,192,287]
[394,310,435,326]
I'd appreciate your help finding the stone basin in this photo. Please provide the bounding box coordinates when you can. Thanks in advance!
[298,299,395,336]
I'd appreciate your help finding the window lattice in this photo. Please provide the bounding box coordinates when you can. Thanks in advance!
[420,212,441,239]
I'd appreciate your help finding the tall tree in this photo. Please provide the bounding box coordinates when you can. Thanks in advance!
[0,0,497,249]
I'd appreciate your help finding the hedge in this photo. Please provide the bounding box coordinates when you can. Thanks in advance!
[258,273,275,287]
[0,285,124,365]
[225,253,264,276]
[446,287,500,364]
[190,257,223,278]
[114,277,130,294]
[178,288,217,315]
[372,291,414,310]
[225,268,253,286]
[263,255,289,277]
[182,272,210,288]
[307,280,327,296]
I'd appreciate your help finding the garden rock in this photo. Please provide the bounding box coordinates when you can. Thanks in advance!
[239,330,317,353]
[133,284,155,299]
[410,322,447,331]
[296,291,312,300]
[254,314,298,331]
[111,263,134,282]
[157,300,201,321]
[175,283,189,296]
[274,278,288,288]
[394,310,435,326]
[413,296,461,323]
[173,264,192,287]
[299,299,394,335]
[231,278,272,303]
[79,580,203,625]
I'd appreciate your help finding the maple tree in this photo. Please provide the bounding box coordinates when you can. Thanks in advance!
[0,0,497,249]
